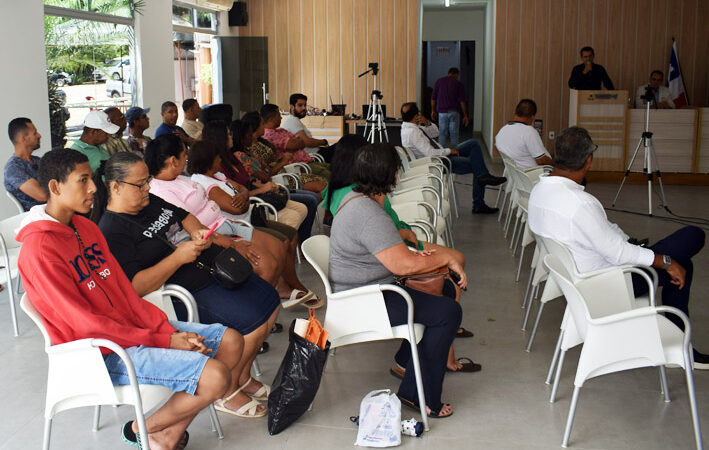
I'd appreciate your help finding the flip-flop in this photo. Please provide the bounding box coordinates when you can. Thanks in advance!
[447,357,482,373]
[121,421,189,448]
[301,296,324,309]
[389,364,405,380]
[399,396,454,419]
[455,327,474,338]
[271,322,284,333]
[214,382,267,418]
[280,289,314,308]
[242,377,271,401]
[258,341,269,354]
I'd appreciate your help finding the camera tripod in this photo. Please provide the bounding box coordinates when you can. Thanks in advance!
[611,96,669,215]
[358,63,389,143]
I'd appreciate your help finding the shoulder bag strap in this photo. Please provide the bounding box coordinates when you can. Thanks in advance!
[335,193,367,215]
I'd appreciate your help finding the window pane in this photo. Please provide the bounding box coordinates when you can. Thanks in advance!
[196,11,213,29]
[45,15,133,147]
[44,0,133,18]
[172,5,193,27]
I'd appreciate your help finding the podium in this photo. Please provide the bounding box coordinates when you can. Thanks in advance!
[569,89,628,171]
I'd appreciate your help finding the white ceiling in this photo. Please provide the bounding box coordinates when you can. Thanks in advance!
[422,0,488,10]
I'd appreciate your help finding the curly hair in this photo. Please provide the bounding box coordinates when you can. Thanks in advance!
[352,143,402,196]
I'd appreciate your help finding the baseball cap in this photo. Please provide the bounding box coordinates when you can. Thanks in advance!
[84,110,120,134]
[125,106,150,124]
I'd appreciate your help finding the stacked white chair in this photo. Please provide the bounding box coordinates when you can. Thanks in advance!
[6,191,25,215]
[1,211,29,336]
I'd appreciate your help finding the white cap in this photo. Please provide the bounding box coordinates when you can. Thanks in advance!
[83,110,120,134]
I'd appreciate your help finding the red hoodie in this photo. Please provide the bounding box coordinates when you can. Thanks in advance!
[17,207,176,354]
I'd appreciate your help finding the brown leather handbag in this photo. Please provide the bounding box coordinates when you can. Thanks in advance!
[396,267,451,297]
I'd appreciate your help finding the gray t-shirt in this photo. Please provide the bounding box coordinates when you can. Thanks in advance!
[330,192,402,292]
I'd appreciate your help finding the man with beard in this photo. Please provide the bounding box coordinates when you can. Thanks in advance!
[281,93,335,162]
[5,117,46,210]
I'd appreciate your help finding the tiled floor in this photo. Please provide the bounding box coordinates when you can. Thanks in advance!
[1,168,708,449]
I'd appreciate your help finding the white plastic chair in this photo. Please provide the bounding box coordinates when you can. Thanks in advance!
[6,191,25,214]
[1,211,29,336]
[300,235,429,431]
[21,285,225,450]
[544,255,702,449]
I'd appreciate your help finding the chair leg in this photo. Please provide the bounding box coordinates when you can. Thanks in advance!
[504,204,515,236]
[43,418,52,450]
[525,302,545,352]
[407,337,429,432]
[522,283,538,312]
[252,358,262,378]
[208,404,224,439]
[684,349,704,450]
[449,176,459,219]
[509,216,520,248]
[522,266,535,306]
[561,386,581,448]
[498,191,508,222]
[515,244,527,282]
[546,330,564,384]
[550,350,567,403]
[7,272,19,337]
[296,246,302,264]
[92,405,101,432]
[329,347,337,356]
[659,366,671,402]
[521,291,536,331]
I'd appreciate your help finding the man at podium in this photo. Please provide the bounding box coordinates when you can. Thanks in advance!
[568,46,615,90]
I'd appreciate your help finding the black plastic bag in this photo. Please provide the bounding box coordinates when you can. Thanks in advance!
[267,320,330,435]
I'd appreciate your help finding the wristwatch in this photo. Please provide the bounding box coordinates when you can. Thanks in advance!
[661,254,672,270]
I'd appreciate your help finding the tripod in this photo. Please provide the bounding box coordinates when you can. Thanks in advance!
[358,63,389,143]
[611,98,669,215]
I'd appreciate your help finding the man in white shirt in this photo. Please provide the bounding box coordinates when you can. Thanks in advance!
[281,93,333,162]
[635,70,675,109]
[528,126,708,368]
[495,99,553,169]
[180,98,203,140]
[400,102,506,214]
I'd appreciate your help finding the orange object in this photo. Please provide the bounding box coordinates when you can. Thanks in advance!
[304,309,328,350]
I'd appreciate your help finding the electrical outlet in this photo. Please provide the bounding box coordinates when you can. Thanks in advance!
[549,131,555,140]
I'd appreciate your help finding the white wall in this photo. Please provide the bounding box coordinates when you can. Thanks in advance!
[482,1,495,152]
[0,0,50,219]
[422,8,486,133]
[133,0,176,135]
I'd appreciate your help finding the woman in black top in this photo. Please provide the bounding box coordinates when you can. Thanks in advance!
[94,152,279,418]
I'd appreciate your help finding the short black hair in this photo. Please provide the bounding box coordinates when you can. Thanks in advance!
[352,143,402,196]
[260,103,280,122]
[515,99,537,118]
[554,126,596,171]
[448,67,459,75]
[650,70,664,79]
[289,93,307,106]
[579,46,594,56]
[229,119,254,151]
[8,117,32,144]
[161,101,177,113]
[182,98,198,112]
[187,140,220,175]
[241,111,262,131]
[326,135,368,211]
[38,149,89,195]
[144,134,184,176]
[400,102,419,122]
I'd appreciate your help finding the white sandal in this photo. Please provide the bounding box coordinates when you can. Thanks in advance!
[280,289,314,309]
[241,377,271,401]
[214,382,267,418]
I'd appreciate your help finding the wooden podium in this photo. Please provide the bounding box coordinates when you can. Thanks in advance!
[569,89,628,171]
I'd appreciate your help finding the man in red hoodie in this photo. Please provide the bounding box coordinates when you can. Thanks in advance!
[17,149,245,450]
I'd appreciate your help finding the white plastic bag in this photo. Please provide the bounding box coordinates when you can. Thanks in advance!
[354,389,401,447]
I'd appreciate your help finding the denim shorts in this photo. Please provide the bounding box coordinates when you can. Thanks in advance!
[216,219,254,241]
[103,320,226,395]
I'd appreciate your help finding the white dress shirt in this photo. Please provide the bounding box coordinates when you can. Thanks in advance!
[495,122,551,169]
[528,174,654,273]
[400,121,451,158]
[281,114,319,154]
[635,85,675,109]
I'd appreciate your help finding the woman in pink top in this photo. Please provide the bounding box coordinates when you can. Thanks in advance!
[146,133,319,307]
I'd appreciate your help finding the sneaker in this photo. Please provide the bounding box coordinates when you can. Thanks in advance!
[693,349,709,370]
[472,204,499,214]
[476,174,507,187]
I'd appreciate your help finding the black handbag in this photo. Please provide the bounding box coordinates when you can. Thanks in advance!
[197,246,253,289]
[256,186,289,211]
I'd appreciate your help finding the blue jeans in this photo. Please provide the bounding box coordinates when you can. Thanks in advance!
[632,226,705,331]
[438,111,460,147]
[449,139,490,207]
[290,190,319,243]
[103,320,226,395]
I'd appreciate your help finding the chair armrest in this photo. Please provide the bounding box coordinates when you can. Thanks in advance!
[329,284,386,299]
[163,283,198,322]
[621,267,656,306]
[408,221,432,243]
[249,198,279,221]
[398,172,444,193]
[390,186,442,216]
[310,153,325,162]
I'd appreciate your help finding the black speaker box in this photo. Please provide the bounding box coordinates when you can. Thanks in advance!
[228,2,248,27]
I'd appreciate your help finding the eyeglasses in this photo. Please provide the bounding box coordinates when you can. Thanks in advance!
[591,144,598,153]
[119,176,153,190]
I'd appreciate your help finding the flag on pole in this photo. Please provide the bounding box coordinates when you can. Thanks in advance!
[668,39,688,107]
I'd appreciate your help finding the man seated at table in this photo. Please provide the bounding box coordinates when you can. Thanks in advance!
[181,98,204,140]
[103,107,131,156]
[70,110,117,171]
[281,93,334,162]
[154,101,195,147]
[400,102,505,214]
[528,126,709,369]
[495,99,553,169]
[18,148,246,448]
[4,117,46,211]
[635,70,675,109]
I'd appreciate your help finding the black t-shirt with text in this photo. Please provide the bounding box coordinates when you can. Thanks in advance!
[98,193,220,291]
